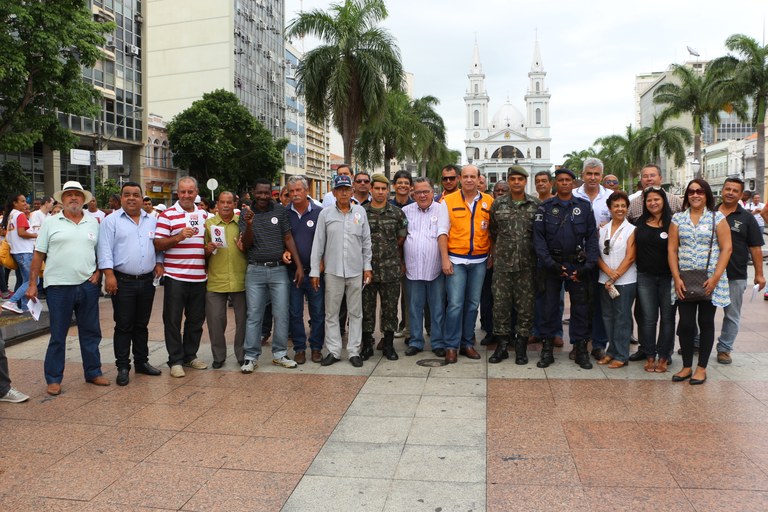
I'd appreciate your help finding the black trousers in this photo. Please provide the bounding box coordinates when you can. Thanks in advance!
[162,278,206,366]
[111,276,156,369]
[677,300,716,369]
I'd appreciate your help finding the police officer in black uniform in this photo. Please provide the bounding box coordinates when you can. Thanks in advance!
[533,168,599,370]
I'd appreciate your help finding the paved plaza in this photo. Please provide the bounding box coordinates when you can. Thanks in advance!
[2,279,768,511]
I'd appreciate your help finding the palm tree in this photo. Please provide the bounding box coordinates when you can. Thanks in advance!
[285,0,404,165]
[634,116,693,168]
[594,125,644,185]
[355,89,413,179]
[561,148,598,174]
[410,95,446,177]
[712,34,768,195]
[653,64,746,177]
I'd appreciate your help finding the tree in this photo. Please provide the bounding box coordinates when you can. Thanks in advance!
[0,161,31,204]
[167,90,287,192]
[286,0,404,164]
[634,116,693,168]
[410,95,446,177]
[713,34,768,195]
[594,125,644,185]
[653,63,746,177]
[561,148,599,174]
[355,89,413,178]
[95,178,120,208]
[0,0,113,152]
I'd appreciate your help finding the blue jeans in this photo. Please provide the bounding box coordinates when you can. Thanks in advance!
[717,279,748,354]
[600,282,636,362]
[288,267,324,352]
[445,262,486,349]
[244,264,290,360]
[590,272,608,349]
[407,275,446,350]
[635,272,675,359]
[9,252,32,310]
[44,281,103,384]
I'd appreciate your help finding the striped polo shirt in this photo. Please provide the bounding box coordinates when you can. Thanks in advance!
[155,201,208,282]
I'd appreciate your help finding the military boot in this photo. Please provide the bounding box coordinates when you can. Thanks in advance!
[382,331,399,361]
[514,334,528,365]
[574,340,593,369]
[537,338,555,368]
[361,332,374,361]
[488,335,509,364]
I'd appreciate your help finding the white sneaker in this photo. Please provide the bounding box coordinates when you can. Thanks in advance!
[170,365,186,378]
[0,387,29,403]
[394,329,406,338]
[272,356,298,369]
[183,358,208,370]
[241,360,257,373]
[1,302,23,314]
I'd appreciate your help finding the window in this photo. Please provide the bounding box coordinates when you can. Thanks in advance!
[473,109,479,127]
[535,108,541,125]
[536,146,542,159]
[535,82,540,93]
[474,84,478,94]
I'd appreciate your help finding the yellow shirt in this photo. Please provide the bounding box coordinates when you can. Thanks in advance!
[204,214,247,293]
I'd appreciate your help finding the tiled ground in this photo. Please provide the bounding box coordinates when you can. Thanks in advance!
[2,273,768,511]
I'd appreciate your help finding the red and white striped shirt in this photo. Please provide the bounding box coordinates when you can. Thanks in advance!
[155,201,208,282]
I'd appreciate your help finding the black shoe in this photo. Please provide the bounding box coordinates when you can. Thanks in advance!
[405,346,422,356]
[590,348,605,360]
[116,368,130,386]
[672,372,692,382]
[211,361,224,369]
[690,375,707,385]
[432,348,446,357]
[480,332,495,346]
[321,354,340,366]
[134,362,162,376]
[575,341,593,370]
[349,356,363,368]
[628,350,647,362]
[360,345,374,361]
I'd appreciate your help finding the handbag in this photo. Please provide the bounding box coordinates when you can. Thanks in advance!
[0,239,17,270]
[679,211,715,302]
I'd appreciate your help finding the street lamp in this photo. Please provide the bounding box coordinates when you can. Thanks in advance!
[465,146,475,164]
[90,106,143,198]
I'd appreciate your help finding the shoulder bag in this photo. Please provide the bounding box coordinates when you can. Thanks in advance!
[678,211,715,302]
[0,239,17,270]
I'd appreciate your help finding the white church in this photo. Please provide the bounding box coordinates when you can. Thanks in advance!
[464,39,552,193]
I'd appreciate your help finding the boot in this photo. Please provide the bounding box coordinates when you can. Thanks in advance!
[537,338,555,368]
[489,335,509,364]
[514,334,528,365]
[574,340,593,369]
[361,332,374,361]
[382,331,399,360]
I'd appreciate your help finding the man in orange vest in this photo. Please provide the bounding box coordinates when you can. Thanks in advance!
[439,165,494,364]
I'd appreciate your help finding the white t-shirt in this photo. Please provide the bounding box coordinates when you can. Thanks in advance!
[29,209,48,233]
[85,209,106,222]
[6,209,35,254]
[749,202,765,227]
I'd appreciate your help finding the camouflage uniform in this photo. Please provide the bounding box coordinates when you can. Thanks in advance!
[362,202,408,358]
[489,192,540,364]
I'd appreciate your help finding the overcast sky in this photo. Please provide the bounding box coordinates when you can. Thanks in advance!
[284,0,767,167]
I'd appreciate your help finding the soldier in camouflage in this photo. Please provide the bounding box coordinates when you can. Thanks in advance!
[488,165,540,365]
[362,174,408,361]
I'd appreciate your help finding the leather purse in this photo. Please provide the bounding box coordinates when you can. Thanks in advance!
[679,212,715,302]
[0,239,17,270]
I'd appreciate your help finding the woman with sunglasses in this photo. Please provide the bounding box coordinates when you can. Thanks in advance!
[668,179,732,385]
[634,187,674,372]
[596,191,636,368]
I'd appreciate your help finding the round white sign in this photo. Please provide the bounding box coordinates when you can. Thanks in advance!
[206,178,219,191]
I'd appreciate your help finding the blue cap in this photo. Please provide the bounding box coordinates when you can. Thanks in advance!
[555,168,575,179]
[333,175,353,189]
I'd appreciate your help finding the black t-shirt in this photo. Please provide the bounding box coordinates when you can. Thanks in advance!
[635,222,671,276]
[723,205,764,280]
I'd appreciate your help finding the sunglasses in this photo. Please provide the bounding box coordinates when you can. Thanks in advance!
[687,188,706,196]
[442,176,457,182]
[355,179,370,184]
[644,186,663,193]
[604,180,619,185]
[603,239,611,256]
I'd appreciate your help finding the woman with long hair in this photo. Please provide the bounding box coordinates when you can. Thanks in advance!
[1,193,37,314]
[634,187,675,372]
[668,179,732,384]
[596,191,637,368]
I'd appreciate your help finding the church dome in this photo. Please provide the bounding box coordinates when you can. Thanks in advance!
[491,101,525,130]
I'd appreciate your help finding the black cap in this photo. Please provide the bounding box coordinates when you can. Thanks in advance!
[555,168,575,179]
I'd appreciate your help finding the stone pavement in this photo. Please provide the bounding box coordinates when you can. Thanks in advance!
[2,278,768,511]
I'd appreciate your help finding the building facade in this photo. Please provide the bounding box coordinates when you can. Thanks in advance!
[463,40,552,193]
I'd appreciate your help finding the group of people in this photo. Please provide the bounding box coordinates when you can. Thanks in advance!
[0,156,764,399]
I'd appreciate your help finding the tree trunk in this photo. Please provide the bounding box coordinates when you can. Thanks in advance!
[693,132,702,179]
[757,121,765,198]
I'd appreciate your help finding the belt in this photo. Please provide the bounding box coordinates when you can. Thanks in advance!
[251,260,283,267]
[114,270,154,280]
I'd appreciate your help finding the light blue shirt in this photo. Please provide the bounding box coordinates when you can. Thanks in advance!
[97,208,160,275]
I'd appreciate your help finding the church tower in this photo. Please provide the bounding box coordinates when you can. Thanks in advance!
[464,40,489,160]
[524,38,551,160]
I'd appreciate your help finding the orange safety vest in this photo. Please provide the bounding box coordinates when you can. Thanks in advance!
[444,191,494,258]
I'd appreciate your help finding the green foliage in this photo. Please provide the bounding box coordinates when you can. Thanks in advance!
[286,0,404,164]
[95,178,120,208]
[594,125,644,184]
[0,0,113,152]
[0,161,31,204]
[167,89,287,192]
[634,117,692,168]
[561,148,599,174]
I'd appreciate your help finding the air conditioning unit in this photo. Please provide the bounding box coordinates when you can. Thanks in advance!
[134,12,144,24]
[105,37,115,49]
[117,165,131,176]
[125,44,140,56]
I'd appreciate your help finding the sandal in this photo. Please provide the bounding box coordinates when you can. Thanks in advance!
[597,355,613,365]
[607,360,627,369]
[644,357,656,372]
[655,358,668,373]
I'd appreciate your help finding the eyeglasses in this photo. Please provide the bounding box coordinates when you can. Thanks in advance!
[687,188,706,196]
[603,239,611,256]
[604,180,619,185]
[441,176,457,182]
[355,179,370,184]
[644,186,662,193]
[413,190,432,196]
